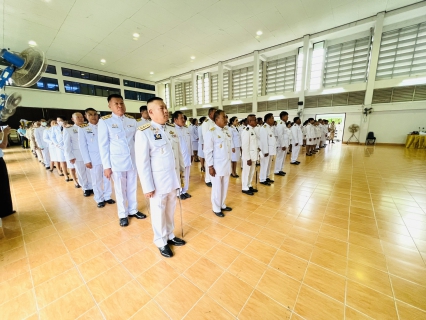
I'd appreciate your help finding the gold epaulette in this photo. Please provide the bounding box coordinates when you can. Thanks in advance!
[209,127,215,131]
[79,123,88,128]
[166,123,175,127]
[124,114,135,119]
[136,118,142,122]
[101,114,112,120]
[138,123,151,131]
[204,118,209,123]
[263,124,267,127]
[184,124,188,128]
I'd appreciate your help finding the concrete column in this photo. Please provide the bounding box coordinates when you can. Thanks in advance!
[359,12,385,143]
[253,51,259,113]
[218,62,223,108]
[170,77,175,112]
[191,71,197,106]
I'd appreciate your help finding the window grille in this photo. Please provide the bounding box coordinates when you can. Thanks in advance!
[266,55,296,94]
[232,66,253,99]
[211,74,218,102]
[175,83,183,106]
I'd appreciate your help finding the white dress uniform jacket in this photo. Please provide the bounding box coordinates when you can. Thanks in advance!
[197,125,204,158]
[98,113,137,172]
[201,117,215,183]
[190,124,199,151]
[259,123,277,156]
[306,123,316,145]
[241,125,258,191]
[51,125,66,162]
[290,123,303,163]
[44,127,58,162]
[35,126,49,167]
[163,123,185,184]
[274,120,289,174]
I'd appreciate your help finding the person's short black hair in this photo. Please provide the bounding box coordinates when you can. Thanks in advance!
[279,111,288,119]
[208,107,217,115]
[264,113,274,123]
[85,108,97,113]
[229,116,237,124]
[147,97,163,104]
[139,105,147,112]
[199,116,206,123]
[213,109,224,122]
[191,118,197,125]
[294,117,300,122]
[184,115,187,121]
[57,115,65,120]
[107,93,123,102]
[257,117,262,122]
[172,111,183,121]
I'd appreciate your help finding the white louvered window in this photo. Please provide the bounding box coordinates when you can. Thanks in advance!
[223,71,229,100]
[309,41,325,90]
[175,83,183,107]
[258,62,263,96]
[164,84,170,107]
[295,47,304,92]
[232,66,253,99]
[203,73,210,103]
[323,36,372,87]
[196,75,203,104]
[376,22,426,80]
[183,81,192,105]
[266,55,296,94]
[211,74,218,102]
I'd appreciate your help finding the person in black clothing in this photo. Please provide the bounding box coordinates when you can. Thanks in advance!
[0,126,15,218]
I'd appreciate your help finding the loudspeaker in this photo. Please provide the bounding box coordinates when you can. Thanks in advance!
[298,101,303,105]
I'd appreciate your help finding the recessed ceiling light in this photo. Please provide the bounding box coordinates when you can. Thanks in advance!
[100,59,106,64]
[133,33,140,38]
[190,56,195,60]
[150,72,154,75]
[256,30,263,36]
[28,40,37,47]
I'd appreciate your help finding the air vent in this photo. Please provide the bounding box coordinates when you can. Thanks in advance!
[372,85,426,104]
[180,109,193,118]
[305,91,366,108]
[196,108,208,116]
[223,103,253,114]
[257,98,299,112]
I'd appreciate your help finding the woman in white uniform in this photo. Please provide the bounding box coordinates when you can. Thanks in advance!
[229,116,241,178]
[197,116,206,172]
[51,116,72,182]
[190,118,199,162]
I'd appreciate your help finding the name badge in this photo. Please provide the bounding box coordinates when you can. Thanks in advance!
[73,129,78,133]
[154,133,162,140]
[127,125,133,128]
[112,124,118,128]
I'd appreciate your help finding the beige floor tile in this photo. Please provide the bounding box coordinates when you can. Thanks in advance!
[347,260,393,296]
[280,237,314,261]
[303,263,346,302]
[0,257,29,284]
[346,280,398,319]
[0,271,33,304]
[77,251,119,282]
[396,300,426,320]
[155,276,203,319]
[208,272,253,316]
[183,257,224,292]
[310,247,347,276]
[131,300,170,319]
[242,239,277,264]
[239,290,292,320]
[345,306,372,320]
[187,232,219,254]
[184,294,234,320]
[294,285,344,320]
[269,249,308,281]
[391,275,426,311]
[228,253,266,287]
[205,243,240,269]
[121,247,161,278]
[137,260,180,297]
[256,267,300,309]
[0,290,37,319]
[221,230,252,251]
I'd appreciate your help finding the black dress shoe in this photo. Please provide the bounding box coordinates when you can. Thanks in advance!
[179,194,187,200]
[167,237,186,246]
[279,171,286,175]
[45,166,50,170]
[206,182,212,187]
[249,187,258,192]
[242,190,254,196]
[120,217,129,227]
[158,244,173,258]
[75,184,81,188]
[129,211,147,219]
[275,172,285,176]
[184,193,192,198]
[105,199,116,204]
[296,161,300,164]
[266,178,274,183]
[290,162,298,165]
[260,181,271,186]
[222,207,232,211]
[83,190,91,197]
[87,189,94,195]
[214,211,225,217]
[97,201,105,208]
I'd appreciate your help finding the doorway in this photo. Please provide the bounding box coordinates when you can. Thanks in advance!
[315,113,346,142]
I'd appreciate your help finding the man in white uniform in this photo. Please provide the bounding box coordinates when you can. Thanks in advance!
[306,118,316,156]
[98,94,146,227]
[259,113,277,186]
[204,110,232,217]
[138,105,150,124]
[201,107,217,187]
[290,117,303,165]
[274,111,289,177]
[135,97,186,258]
[241,114,258,196]
[173,111,193,200]
[79,108,113,207]
[64,112,93,195]
[34,119,50,170]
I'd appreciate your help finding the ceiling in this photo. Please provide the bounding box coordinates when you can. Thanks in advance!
[0,0,422,83]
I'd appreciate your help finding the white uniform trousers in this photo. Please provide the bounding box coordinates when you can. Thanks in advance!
[36,149,43,164]
[291,145,301,163]
[74,161,93,191]
[90,164,112,203]
[41,148,50,168]
[211,174,230,212]
[204,168,211,183]
[242,160,256,191]
[274,148,287,173]
[181,166,190,194]
[150,189,177,247]
[259,155,272,182]
[112,169,138,218]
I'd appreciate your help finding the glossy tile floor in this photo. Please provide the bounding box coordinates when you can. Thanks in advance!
[1,144,426,319]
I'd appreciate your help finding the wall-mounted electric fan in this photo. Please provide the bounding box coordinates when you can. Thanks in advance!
[346,124,360,144]
[0,47,47,121]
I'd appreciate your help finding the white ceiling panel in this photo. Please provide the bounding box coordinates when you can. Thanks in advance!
[0,0,423,81]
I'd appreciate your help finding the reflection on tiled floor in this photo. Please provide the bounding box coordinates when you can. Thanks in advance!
[1,144,426,319]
